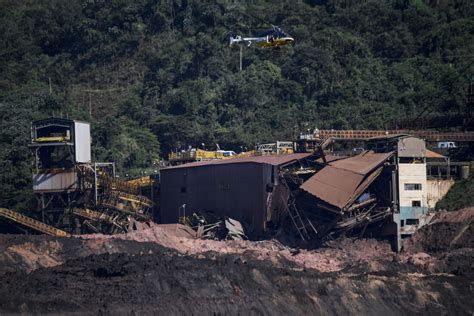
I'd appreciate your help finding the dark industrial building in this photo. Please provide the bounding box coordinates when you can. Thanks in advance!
[159,135,455,250]
[159,151,399,242]
[160,150,399,241]
[160,153,314,237]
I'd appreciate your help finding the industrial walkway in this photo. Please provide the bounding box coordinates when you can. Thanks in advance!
[0,208,70,237]
[316,130,474,142]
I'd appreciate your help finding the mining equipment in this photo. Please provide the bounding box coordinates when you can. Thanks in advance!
[0,208,70,237]
[168,148,232,165]
[295,129,474,153]
[168,142,293,165]
[0,118,156,236]
[162,130,472,251]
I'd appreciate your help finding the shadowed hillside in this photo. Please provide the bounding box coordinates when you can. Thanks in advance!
[0,0,473,210]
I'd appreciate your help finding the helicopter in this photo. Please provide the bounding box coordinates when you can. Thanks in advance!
[229,25,295,49]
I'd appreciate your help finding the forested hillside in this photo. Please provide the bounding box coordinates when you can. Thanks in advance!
[0,0,473,210]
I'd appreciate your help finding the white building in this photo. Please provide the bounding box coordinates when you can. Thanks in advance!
[396,137,429,235]
[368,135,432,250]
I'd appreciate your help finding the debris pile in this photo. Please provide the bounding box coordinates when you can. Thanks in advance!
[0,208,472,314]
[183,213,247,240]
[160,150,399,246]
[0,169,155,237]
[0,208,471,275]
[401,207,474,275]
[297,152,394,239]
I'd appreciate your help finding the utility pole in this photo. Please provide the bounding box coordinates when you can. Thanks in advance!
[89,91,92,118]
[82,88,121,119]
[239,45,243,71]
[79,90,83,111]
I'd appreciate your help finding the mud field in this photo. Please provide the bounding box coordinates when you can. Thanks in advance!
[0,209,472,315]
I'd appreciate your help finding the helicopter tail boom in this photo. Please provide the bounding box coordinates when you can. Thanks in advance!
[229,36,242,46]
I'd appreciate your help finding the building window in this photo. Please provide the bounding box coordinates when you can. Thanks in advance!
[266,184,274,193]
[218,183,230,190]
[400,220,405,227]
[405,183,422,191]
[406,219,420,226]
[399,157,423,164]
[412,200,421,207]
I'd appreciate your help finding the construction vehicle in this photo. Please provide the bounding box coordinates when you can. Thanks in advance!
[168,142,295,165]
[256,141,294,155]
[168,148,228,164]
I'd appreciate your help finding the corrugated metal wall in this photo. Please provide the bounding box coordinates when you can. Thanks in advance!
[33,169,78,192]
[160,163,275,236]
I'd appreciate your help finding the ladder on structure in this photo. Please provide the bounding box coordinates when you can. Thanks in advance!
[283,196,315,241]
[0,208,70,237]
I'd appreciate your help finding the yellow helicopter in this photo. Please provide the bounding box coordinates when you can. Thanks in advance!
[229,25,295,49]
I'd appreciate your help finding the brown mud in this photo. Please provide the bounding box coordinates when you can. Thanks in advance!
[0,208,472,315]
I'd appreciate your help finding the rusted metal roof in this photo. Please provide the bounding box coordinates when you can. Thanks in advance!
[328,151,394,175]
[314,154,347,164]
[163,153,313,170]
[299,151,394,210]
[425,149,445,159]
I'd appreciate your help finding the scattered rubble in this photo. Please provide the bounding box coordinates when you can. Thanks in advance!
[183,213,248,240]
[0,208,472,314]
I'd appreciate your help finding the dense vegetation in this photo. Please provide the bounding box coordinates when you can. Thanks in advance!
[0,0,473,210]
[436,174,474,211]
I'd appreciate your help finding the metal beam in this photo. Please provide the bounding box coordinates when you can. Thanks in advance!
[309,130,474,142]
[0,208,70,237]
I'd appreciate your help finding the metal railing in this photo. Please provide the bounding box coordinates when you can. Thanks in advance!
[0,208,70,237]
[302,130,474,142]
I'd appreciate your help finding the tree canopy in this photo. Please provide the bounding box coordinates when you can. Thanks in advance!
[0,0,473,210]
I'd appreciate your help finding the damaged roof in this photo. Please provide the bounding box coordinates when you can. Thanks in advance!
[425,149,445,159]
[163,153,314,170]
[300,151,394,210]
[328,151,394,175]
[314,154,347,164]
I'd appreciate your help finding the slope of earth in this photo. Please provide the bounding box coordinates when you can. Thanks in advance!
[0,247,472,315]
[402,207,474,276]
[0,224,398,274]
[0,208,472,314]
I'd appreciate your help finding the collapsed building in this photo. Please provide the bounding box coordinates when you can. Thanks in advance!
[0,117,464,250]
[161,135,435,250]
[0,118,156,236]
[160,153,314,237]
[297,151,396,241]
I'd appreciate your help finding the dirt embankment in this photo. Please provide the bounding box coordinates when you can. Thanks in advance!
[0,224,398,274]
[401,207,474,275]
[0,208,472,315]
[1,248,472,315]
